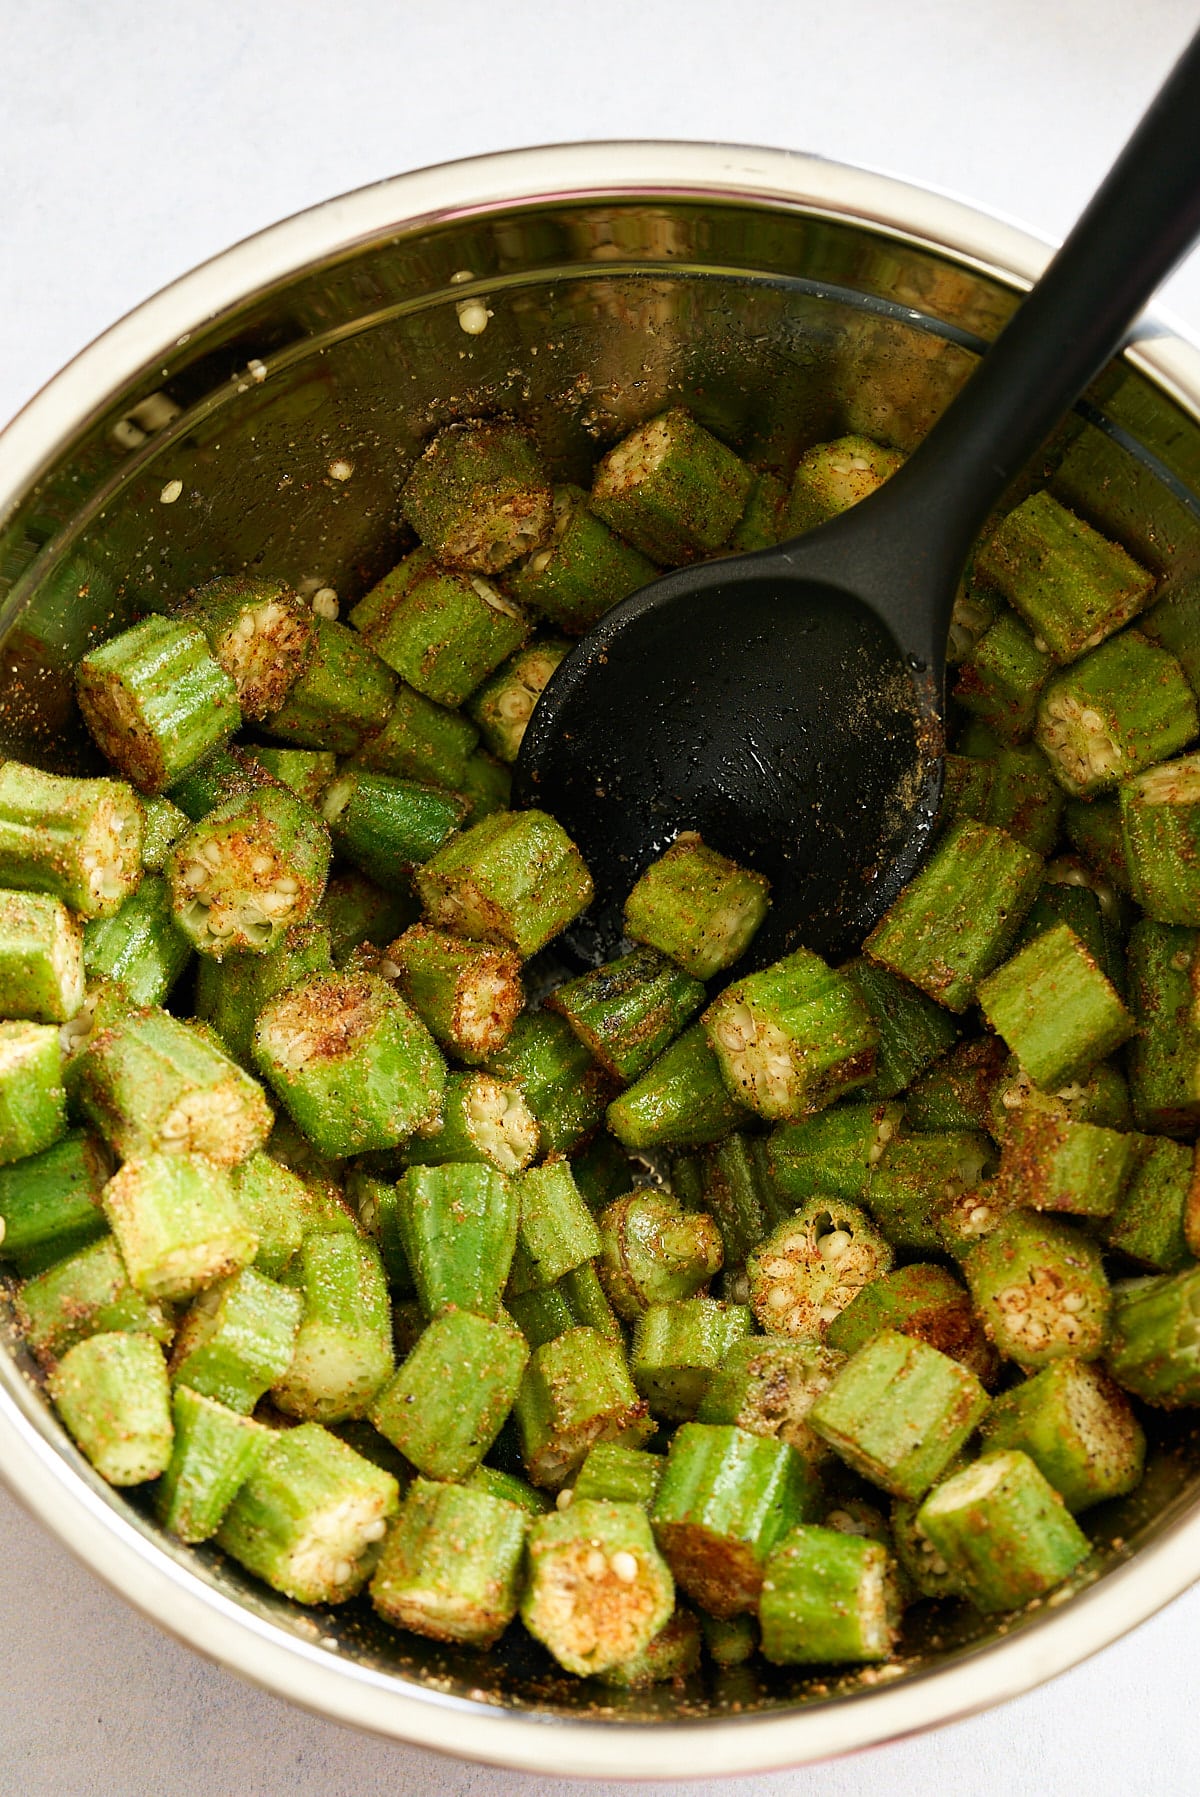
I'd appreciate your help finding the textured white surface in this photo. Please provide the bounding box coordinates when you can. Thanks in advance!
[3,1,1200,1790]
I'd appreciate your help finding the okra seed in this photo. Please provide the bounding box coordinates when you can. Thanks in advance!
[362,1519,388,1543]
[1061,1292,1086,1313]
[819,1230,853,1264]
[584,1548,607,1578]
[556,1488,574,1511]
[610,1551,639,1583]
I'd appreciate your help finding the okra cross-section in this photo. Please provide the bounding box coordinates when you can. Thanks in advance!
[102,1152,258,1302]
[623,834,771,981]
[402,1070,538,1176]
[1035,631,1198,797]
[0,761,143,918]
[187,574,316,721]
[370,1308,529,1481]
[468,639,570,764]
[915,1450,1090,1614]
[978,921,1134,1092]
[783,434,903,538]
[168,784,331,958]
[194,921,333,1066]
[522,1498,676,1676]
[416,808,593,959]
[370,1477,529,1647]
[388,923,522,1065]
[76,614,241,794]
[980,1357,1145,1511]
[596,1188,724,1321]
[507,483,657,634]
[759,1525,903,1665]
[545,946,707,1084]
[964,1211,1111,1371]
[590,409,753,565]
[747,1200,893,1341]
[515,1325,653,1489]
[400,420,553,575]
[696,1338,847,1465]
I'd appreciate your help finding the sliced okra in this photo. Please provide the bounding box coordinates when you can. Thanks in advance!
[595,1605,703,1687]
[1036,631,1198,797]
[351,548,529,707]
[16,1236,174,1367]
[1119,751,1200,924]
[194,921,332,1065]
[0,888,84,1022]
[187,574,317,719]
[953,609,1055,746]
[0,1021,68,1166]
[403,1071,538,1177]
[263,616,396,754]
[395,1162,518,1321]
[76,614,241,794]
[515,1326,653,1489]
[698,1131,776,1267]
[597,1188,723,1321]
[400,419,553,574]
[0,760,142,917]
[321,769,466,883]
[904,1036,1009,1135]
[606,1021,750,1151]
[1106,1137,1194,1271]
[273,1233,394,1423]
[759,1526,902,1665]
[102,1152,258,1302]
[841,957,959,1100]
[701,1610,759,1667]
[370,1477,529,1647]
[416,808,592,958]
[978,921,1135,1091]
[522,1498,675,1676]
[370,1308,528,1481]
[82,875,192,1008]
[728,469,788,552]
[465,1463,549,1516]
[766,1100,902,1207]
[545,945,706,1084]
[1126,920,1200,1133]
[747,1199,893,1341]
[169,1265,303,1412]
[916,1450,1090,1613]
[166,743,269,822]
[631,1297,753,1421]
[995,1109,1138,1221]
[1064,793,1134,894]
[1105,1266,1200,1406]
[458,748,512,824]
[508,1258,622,1350]
[826,1262,997,1386]
[351,679,478,790]
[783,434,902,537]
[990,1050,1133,1138]
[506,483,657,632]
[242,747,337,808]
[985,746,1065,855]
[156,1386,269,1543]
[138,795,190,872]
[696,1338,846,1466]
[467,639,570,764]
[315,871,417,966]
[49,1331,174,1486]
[0,1129,109,1276]
[387,923,522,1065]
[488,1012,613,1155]
[590,409,752,564]
[864,1130,994,1254]
[980,1357,1145,1512]
[964,1211,1111,1370]
[508,1160,602,1292]
[624,833,770,980]
[167,784,330,959]
[572,1442,665,1510]
[345,1169,413,1292]
[228,1151,309,1278]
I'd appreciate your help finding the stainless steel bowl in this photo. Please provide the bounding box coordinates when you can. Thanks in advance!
[3,141,1200,1779]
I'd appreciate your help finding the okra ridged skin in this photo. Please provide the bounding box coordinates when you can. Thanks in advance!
[594,1605,704,1688]
[508,1258,622,1349]
[388,924,522,1066]
[82,875,192,1007]
[48,1330,174,1486]
[1125,921,1200,1134]
[509,1160,602,1291]
[458,749,512,825]
[0,888,84,1022]
[765,1101,903,1208]
[465,1463,549,1516]
[964,1211,1111,1371]
[545,946,707,1084]
[102,1153,258,1303]
[1119,751,1200,923]
[698,1131,778,1267]
[0,1129,110,1276]
[400,420,553,575]
[650,1422,821,1618]
[488,1012,613,1155]
[138,795,190,872]
[623,834,771,981]
[631,1298,753,1421]
[1036,631,1199,798]
[357,551,531,709]
[953,610,1055,746]
[467,639,570,764]
[186,575,316,721]
[263,617,397,754]
[590,409,753,565]
[16,1236,174,1367]
[522,1498,676,1677]
[253,971,445,1158]
[395,1162,518,1321]
[351,680,479,790]
[759,1525,902,1665]
[194,922,333,1065]
[825,1263,996,1387]
[606,1022,751,1151]
[841,958,959,1100]
[416,808,593,959]
[696,1338,846,1465]
[978,921,1135,1092]
[401,1071,538,1177]
[156,1386,269,1543]
[76,614,242,795]
[572,1442,665,1509]
[864,820,1044,1014]
[0,1021,68,1166]
[170,1266,303,1413]
[596,1188,723,1321]
[273,1233,394,1423]
[370,1477,529,1647]
[215,1421,401,1605]
[1105,1266,1200,1406]
[783,435,902,538]
[1106,1136,1193,1271]
[747,1200,893,1342]
[369,1308,529,1480]
[980,1357,1145,1511]
[916,1450,1091,1614]
[321,770,466,885]
[243,747,337,808]
[167,784,331,959]
[506,483,657,634]
[995,1110,1138,1221]
[167,744,272,823]
[1064,793,1135,894]
[515,1325,653,1489]
[0,761,143,918]
[863,1129,993,1256]
[728,470,788,553]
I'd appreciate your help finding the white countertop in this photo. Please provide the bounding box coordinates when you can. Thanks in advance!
[3,3,1200,1791]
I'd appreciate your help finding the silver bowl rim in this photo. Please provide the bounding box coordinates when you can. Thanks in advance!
[2,139,1200,1779]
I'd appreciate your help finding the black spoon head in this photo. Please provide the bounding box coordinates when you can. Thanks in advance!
[513,555,944,970]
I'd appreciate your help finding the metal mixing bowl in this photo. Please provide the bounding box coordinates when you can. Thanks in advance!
[3,142,1200,1778]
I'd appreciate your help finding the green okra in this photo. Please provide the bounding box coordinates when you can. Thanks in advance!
[696,1338,846,1465]
[315,871,417,966]
[916,1450,1090,1613]
[508,1160,602,1292]
[809,1331,990,1501]
[253,971,445,1157]
[321,769,466,884]
[701,1610,759,1668]
[273,1233,393,1423]
[1064,793,1134,893]
[606,1021,750,1151]
[938,752,995,832]
[522,1498,675,1675]
[187,575,316,720]
[0,760,143,918]
[16,1237,174,1367]
[1014,879,1114,990]
[465,1464,549,1516]
[395,1162,518,1321]
[403,1071,538,1177]
[416,807,592,958]
[170,1266,303,1413]
[351,548,529,707]
[985,746,1066,855]
[387,923,522,1066]
[747,1199,894,1341]
[990,1052,1134,1138]
[216,1421,401,1604]
[0,1021,67,1166]
[953,609,1055,746]
[345,1169,413,1292]
[49,1330,173,1486]
[978,922,1135,1091]
[0,1129,109,1276]
[515,1326,653,1488]
[697,1131,776,1267]
[370,1307,528,1480]
[1036,631,1199,797]
[904,1036,1009,1134]
[76,614,241,794]
[841,957,959,1101]
[651,1421,820,1618]
[0,888,84,1023]
[964,1211,1111,1370]
[1126,921,1200,1133]
[766,1101,902,1207]
[948,574,1003,668]
[980,1357,1145,1512]
[467,638,570,764]
[370,1476,529,1647]
[572,1442,665,1510]
[728,469,788,552]
[825,1263,996,1386]
[242,747,337,808]
[864,820,1043,1013]
[668,1151,707,1213]
[167,784,331,959]
[623,834,770,980]
[545,946,706,1084]
[1106,1137,1194,1272]
[351,680,479,790]
[508,1258,622,1350]
[138,795,190,872]
[862,1130,993,1255]
[994,1109,1139,1220]
[263,616,397,754]
[935,1182,1009,1260]
[1119,751,1200,924]
[166,744,270,822]
[595,1606,703,1687]
[506,482,657,633]
[1105,1266,1200,1406]
[102,1152,258,1302]
[400,419,553,575]
[782,434,902,537]
[596,1188,723,1321]
[591,408,753,565]
[759,1526,902,1665]
[1140,580,1200,694]
[975,491,1155,662]
[194,921,332,1065]
[891,1478,968,1600]
[156,1386,269,1543]
[82,875,192,1008]
[79,1005,273,1165]
[228,1152,309,1278]
[631,1298,754,1421]
[488,1011,613,1155]
[458,748,512,824]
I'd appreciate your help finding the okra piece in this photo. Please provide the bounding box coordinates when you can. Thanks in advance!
[978,922,1135,1091]
[0,1021,67,1166]
[0,1129,109,1275]
[216,1421,401,1603]
[522,1498,675,1675]
[263,616,396,754]
[1036,631,1198,797]
[891,1478,968,1600]
[170,1266,303,1413]
[167,743,269,822]
[243,746,337,808]
[416,807,592,958]
[370,1476,529,1647]
[1105,1266,1200,1406]
[748,1199,893,1341]
[964,1211,1111,1370]
[916,1450,1090,1613]
[467,639,570,764]
[809,1331,990,1500]
[370,1307,528,1480]
[948,574,1003,668]
[783,434,902,538]
[167,784,331,958]
[953,610,1055,745]
[766,1101,901,1207]
[16,1236,174,1366]
[316,871,417,965]
[728,468,788,553]
[508,1258,622,1349]
[572,1441,665,1510]
[1013,878,1114,988]
[981,1358,1145,1512]
[0,888,83,1024]
[697,1338,846,1465]
[489,1012,613,1155]
[79,1005,273,1165]
[76,614,241,794]
[506,483,657,633]
[975,490,1155,662]
[395,1162,518,1320]
[990,1050,1134,1137]
[863,1130,992,1254]
[985,746,1065,855]
[1119,751,1200,923]
[82,875,191,1007]
[591,409,752,564]
[458,748,512,824]
[631,1298,754,1421]
[139,795,190,872]
[595,1605,703,1687]
[345,1169,413,1292]
[49,1331,173,1486]
[466,1463,549,1516]
[864,820,1043,1013]
[606,1021,750,1151]
[102,1152,257,1302]
[935,1181,1009,1260]
[351,548,529,708]
[1140,580,1200,693]
[826,1263,996,1386]
[321,769,466,884]
[194,921,332,1065]
[701,1610,759,1667]
[515,1326,653,1488]
[698,1130,776,1267]
[938,752,994,831]
[404,1071,538,1177]
[995,1109,1138,1220]
[841,957,959,1100]
[1106,1137,1194,1271]
[253,971,445,1157]
[156,1386,269,1543]
[624,833,770,980]
[1064,793,1134,893]
[400,419,553,574]
[508,1160,602,1291]
[187,574,316,720]
[545,946,706,1084]
[229,1151,308,1278]
[759,1526,902,1665]
[0,760,142,917]
[352,681,479,791]
[387,923,522,1065]
[1126,920,1200,1133]
[904,1036,1009,1135]
[271,1233,393,1422]
[651,1422,819,1617]
[597,1188,723,1321]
